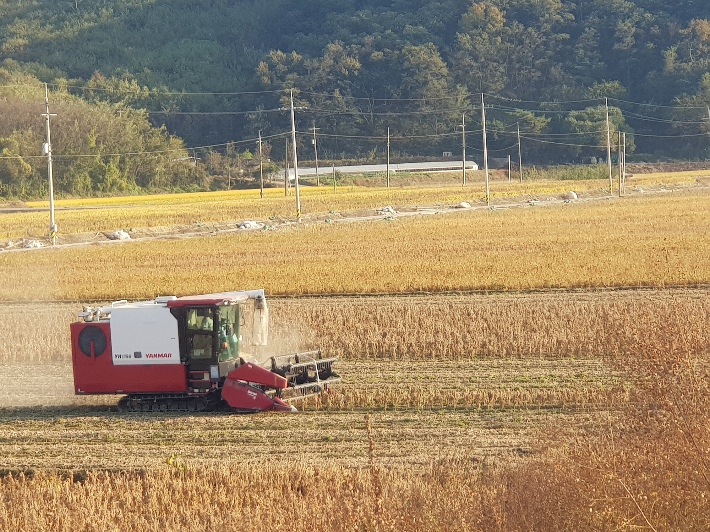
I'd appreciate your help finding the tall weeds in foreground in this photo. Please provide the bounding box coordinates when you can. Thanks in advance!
[496,299,710,530]
[0,460,501,532]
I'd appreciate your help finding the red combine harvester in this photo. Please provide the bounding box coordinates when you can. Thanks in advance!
[70,290,340,413]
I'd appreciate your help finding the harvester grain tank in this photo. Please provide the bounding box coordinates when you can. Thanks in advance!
[70,290,339,412]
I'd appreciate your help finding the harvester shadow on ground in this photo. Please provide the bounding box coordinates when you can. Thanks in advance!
[0,403,262,421]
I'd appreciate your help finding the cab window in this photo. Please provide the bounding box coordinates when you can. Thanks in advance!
[187,308,214,331]
[186,307,215,361]
[218,305,240,361]
[190,334,213,360]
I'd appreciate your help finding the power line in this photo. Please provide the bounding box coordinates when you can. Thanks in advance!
[58,85,285,97]
[488,129,606,137]
[630,131,708,138]
[610,97,708,110]
[315,132,461,140]
[467,143,519,153]
[145,107,286,116]
[520,136,606,148]
[0,132,289,160]
[621,110,708,124]
[487,94,604,105]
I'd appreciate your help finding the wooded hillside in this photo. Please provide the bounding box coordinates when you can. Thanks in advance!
[2,0,710,197]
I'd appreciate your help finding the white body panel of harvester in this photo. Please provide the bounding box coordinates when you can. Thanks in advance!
[110,303,181,365]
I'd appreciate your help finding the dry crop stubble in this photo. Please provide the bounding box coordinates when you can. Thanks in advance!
[2,193,710,300]
[2,289,709,529]
[0,408,559,472]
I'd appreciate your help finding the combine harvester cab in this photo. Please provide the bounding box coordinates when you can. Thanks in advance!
[70,290,340,413]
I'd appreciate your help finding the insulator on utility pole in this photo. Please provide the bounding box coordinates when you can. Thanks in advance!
[41,83,58,245]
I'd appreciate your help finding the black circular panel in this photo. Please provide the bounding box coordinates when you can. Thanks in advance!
[78,325,107,357]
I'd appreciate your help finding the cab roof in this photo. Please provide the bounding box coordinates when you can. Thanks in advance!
[166,292,250,308]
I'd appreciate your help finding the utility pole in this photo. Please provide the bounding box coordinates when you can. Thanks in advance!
[621,132,627,196]
[606,97,613,194]
[386,127,391,188]
[312,123,320,187]
[284,137,289,197]
[618,131,622,197]
[290,90,301,221]
[332,163,336,193]
[508,154,511,183]
[41,83,57,245]
[481,93,490,205]
[517,123,523,182]
[461,115,467,186]
[618,131,623,197]
[258,131,264,199]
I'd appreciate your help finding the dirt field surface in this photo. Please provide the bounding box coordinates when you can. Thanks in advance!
[0,358,615,474]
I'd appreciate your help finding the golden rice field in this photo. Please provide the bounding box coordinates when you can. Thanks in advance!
[1,190,710,300]
[0,171,698,239]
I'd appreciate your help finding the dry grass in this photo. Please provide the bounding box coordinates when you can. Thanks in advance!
[0,461,521,532]
[3,173,697,239]
[497,313,710,531]
[3,290,708,364]
[270,290,710,360]
[2,193,710,300]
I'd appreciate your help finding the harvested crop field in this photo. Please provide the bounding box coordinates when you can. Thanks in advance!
[2,289,709,529]
[0,288,703,472]
[0,385,599,473]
